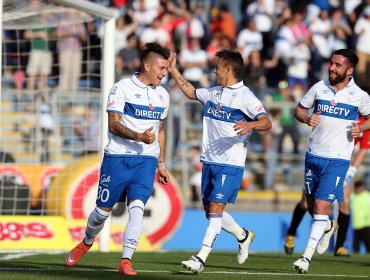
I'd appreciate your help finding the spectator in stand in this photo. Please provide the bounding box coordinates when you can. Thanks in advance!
[37,97,54,162]
[272,80,300,157]
[237,18,263,63]
[139,16,171,48]
[114,14,138,55]
[131,0,158,36]
[245,0,274,58]
[116,33,140,79]
[218,2,237,44]
[73,105,100,155]
[24,8,52,91]
[179,37,208,122]
[309,8,332,82]
[242,50,267,98]
[176,9,205,51]
[351,180,370,253]
[287,39,311,94]
[329,8,352,51]
[354,5,370,83]
[55,17,87,93]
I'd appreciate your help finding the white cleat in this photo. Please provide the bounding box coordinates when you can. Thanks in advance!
[293,256,310,274]
[181,256,204,274]
[316,220,338,254]
[237,229,255,264]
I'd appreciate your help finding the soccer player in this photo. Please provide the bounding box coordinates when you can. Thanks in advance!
[65,42,171,276]
[292,49,370,274]
[168,50,272,274]
[284,117,370,256]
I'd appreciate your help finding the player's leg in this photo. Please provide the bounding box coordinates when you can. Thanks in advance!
[118,157,157,276]
[118,199,145,276]
[294,198,331,273]
[65,206,111,267]
[221,211,255,264]
[285,191,307,254]
[335,186,351,256]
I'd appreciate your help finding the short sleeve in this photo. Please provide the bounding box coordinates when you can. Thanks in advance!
[106,83,125,114]
[299,83,318,109]
[242,93,267,120]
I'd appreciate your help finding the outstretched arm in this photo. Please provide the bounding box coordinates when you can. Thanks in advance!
[167,53,196,100]
[108,112,155,144]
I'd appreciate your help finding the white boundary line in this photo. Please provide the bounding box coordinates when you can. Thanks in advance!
[0,267,367,278]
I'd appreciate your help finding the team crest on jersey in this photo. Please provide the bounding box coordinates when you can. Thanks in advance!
[149,104,156,110]
[110,85,117,95]
[216,103,223,109]
[330,99,337,106]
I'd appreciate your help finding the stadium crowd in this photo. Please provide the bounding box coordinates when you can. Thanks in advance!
[2,0,370,185]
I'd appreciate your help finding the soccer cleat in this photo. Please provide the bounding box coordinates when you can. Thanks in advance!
[65,240,92,266]
[293,256,310,274]
[118,259,137,276]
[284,235,295,255]
[237,229,255,264]
[316,220,339,255]
[334,246,350,257]
[181,256,204,274]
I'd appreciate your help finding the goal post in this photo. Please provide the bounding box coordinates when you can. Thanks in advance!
[1,0,115,252]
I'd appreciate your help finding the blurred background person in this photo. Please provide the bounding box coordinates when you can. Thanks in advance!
[55,15,87,93]
[351,180,370,253]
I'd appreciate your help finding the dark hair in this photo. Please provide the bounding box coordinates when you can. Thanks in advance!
[140,42,170,62]
[354,180,366,189]
[333,49,359,68]
[215,49,244,78]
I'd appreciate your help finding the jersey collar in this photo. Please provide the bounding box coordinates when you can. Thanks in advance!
[224,81,244,90]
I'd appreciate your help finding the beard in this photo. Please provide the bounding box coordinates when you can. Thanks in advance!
[328,71,347,85]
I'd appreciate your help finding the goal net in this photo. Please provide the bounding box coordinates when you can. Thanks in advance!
[0,0,115,247]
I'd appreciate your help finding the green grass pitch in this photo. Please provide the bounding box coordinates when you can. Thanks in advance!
[0,251,369,279]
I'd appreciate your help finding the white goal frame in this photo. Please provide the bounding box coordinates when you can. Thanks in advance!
[0,0,116,252]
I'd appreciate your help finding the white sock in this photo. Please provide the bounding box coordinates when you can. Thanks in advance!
[122,200,144,260]
[197,213,222,262]
[85,206,110,245]
[344,166,357,187]
[304,214,328,260]
[221,211,246,241]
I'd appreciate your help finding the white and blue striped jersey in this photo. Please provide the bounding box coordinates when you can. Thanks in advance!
[104,74,169,158]
[299,78,370,161]
[195,81,267,168]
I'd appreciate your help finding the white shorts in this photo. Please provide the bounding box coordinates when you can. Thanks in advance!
[26,50,52,76]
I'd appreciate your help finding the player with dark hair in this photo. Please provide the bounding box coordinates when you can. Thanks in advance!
[284,126,369,256]
[292,49,370,274]
[65,42,171,275]
[168,49,272,274]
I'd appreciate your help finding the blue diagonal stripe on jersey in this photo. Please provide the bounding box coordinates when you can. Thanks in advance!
[124,102,164,120]
[204,101,249,123]
[313,99,358,120]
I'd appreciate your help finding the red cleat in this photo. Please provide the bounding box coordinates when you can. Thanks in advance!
[65,241,92,267]
[118,259,137,276]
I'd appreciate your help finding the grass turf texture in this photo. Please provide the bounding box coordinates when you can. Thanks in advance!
[0,252,369,279]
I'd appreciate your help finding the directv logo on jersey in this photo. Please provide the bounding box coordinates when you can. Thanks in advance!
[207,106,231,120]
[135,108,161,119]
[317,104,350,117]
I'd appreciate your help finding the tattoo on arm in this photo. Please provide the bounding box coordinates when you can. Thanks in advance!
[108,112,139,141]
[179,76,189,87]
